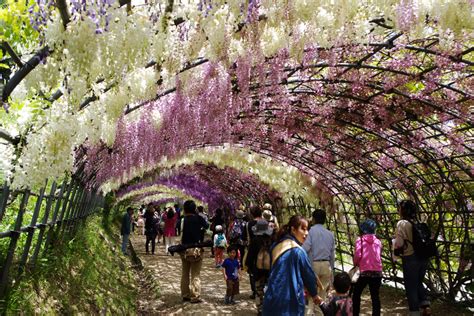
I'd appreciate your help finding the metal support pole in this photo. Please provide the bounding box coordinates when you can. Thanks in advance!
[0,182,10,222]
[0,191,30,299]
[29,182,57,268]
[43,181,72,254]
[18,185,46,275]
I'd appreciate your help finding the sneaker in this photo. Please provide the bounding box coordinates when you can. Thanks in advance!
[230,299,237,305]
[215,264,221,268]
[182,297,191,302]
[224,296,230,304]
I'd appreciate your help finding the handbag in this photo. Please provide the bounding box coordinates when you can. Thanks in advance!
[181,217,203,262]
[348,266,360,283]
[184,247,202,262]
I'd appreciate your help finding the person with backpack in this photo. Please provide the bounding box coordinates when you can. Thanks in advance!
[351,219,382,316]
[246,218,274,315]
[228,210,248,263]
[262,215,321,316]
[317,272,353,316]
[214,225,227,267]
[144,203,159,255]
[180,200,209,303]
[394,200,433,316]
[244,206,264,299]
[210,208,226,257]
[197,205,209,242]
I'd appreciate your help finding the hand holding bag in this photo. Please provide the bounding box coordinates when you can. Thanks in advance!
[349,237,364,283]
[184,247,202,262]
[181,217,203,262]
[348,266,360,283]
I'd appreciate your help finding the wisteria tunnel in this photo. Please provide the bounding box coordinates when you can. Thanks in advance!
[0,0,472,313]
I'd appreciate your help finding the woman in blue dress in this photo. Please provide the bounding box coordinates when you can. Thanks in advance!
[262,215,320,316]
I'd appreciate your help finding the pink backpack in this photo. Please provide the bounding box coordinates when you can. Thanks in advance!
[334,297,353,316]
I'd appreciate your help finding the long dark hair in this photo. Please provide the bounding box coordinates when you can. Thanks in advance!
[276,215,307,241]
[167,207,175,219]
[398,199,417,220]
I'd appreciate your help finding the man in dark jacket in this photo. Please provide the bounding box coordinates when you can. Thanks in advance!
[121,207,134,255]
[180,200,208,303]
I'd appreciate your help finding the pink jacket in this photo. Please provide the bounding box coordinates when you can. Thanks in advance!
[163,213,178,237]
[353,234,382,272]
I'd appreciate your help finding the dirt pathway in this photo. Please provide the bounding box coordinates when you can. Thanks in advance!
[130,234,469,315]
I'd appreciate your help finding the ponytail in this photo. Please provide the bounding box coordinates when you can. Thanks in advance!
[276,223,291,241]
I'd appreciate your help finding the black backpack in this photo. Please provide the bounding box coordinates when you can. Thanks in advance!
[409,220,438,259]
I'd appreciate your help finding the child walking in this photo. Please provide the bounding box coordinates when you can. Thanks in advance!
[221,246,240,304]
[214,225,227,267]
[317,272,353,316]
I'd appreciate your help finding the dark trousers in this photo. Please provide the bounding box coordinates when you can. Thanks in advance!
[146,233,156,254]
[255,271,269,314]
[249,272,256,295]
[352,276,382,316]
[402,255,430,311]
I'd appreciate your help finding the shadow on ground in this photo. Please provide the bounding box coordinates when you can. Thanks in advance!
[130,234,470,315]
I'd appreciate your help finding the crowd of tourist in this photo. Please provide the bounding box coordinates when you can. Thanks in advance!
[120,199,432,316]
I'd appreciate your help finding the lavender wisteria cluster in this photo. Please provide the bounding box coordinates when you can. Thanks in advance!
[83,38,472,201]
[115,163,281,213]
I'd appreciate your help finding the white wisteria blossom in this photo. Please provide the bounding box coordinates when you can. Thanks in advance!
[4,0,472,189]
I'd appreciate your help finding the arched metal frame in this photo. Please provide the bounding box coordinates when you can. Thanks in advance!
[72,32,474,301]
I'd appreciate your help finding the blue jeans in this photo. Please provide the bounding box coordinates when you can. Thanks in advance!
[402,255,430,312]
[122,234,130,254]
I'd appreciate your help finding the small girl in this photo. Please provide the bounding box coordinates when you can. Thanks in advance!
[213,225,227,267]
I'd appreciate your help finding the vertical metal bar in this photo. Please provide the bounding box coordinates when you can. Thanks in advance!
[18,185,46,275]
[68,188,86,233]
[59,182,77,226]
[0,182,10,222]
[78,190,91,222]
[43,180,72,254]
[55,181,77,239]
[61,185,81,236]
[0,190,30,299]
[29,182,57,268]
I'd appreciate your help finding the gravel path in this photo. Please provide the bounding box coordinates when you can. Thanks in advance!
[130,234,469,315]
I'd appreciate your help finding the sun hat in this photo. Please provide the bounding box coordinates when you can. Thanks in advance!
[262,210,273,221]
[263,203,272,211]
[215,225,223,232]
[252,219,273,236]
[360,219,377,234]
[235,210,245,219]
